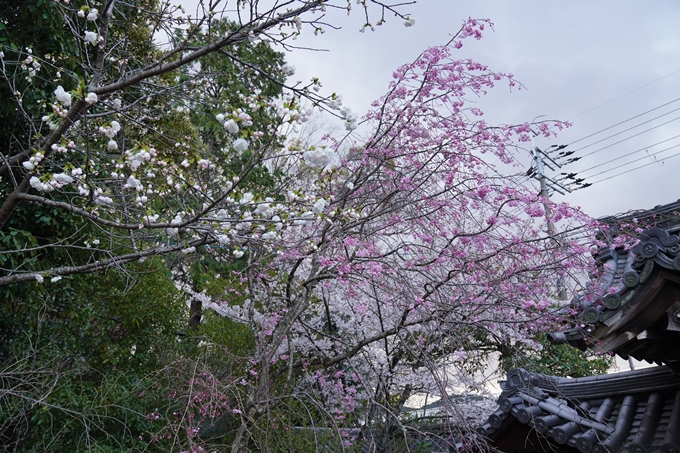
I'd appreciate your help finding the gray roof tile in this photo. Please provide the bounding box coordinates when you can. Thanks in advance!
[481,366,680,453]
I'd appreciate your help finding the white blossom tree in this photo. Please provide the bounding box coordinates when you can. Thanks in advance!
[0,0,414,286]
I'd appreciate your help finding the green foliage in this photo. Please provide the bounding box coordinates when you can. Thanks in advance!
[180,18,288,169]
[519,334,613,378]
[247,400,365,453]
[0,228,38,273]
[0,260,189,451]
[0,2,330,452]
[0,6,290,448]
[189,310,256,364]
[0,0,80,149]
[417,325,613,379]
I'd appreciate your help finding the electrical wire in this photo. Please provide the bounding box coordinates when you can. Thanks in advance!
[585,150,680,187]
[565,110,680,156]
[570,133,680,175]
[565,97,680,147]
[580,142,680,179]
[563,114,680,161]
[568,68,680,121]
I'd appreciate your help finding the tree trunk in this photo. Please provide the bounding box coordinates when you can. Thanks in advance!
[188,297,202,329]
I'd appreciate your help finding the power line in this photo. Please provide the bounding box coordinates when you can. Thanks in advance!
[562,114,680,162]
[568,68,680,121]
[549,97,680,192]
[567,108,680,154]
[571,133,680,175]
[565,98,680,147]
[585,150,680,187]
[580,142,680,179]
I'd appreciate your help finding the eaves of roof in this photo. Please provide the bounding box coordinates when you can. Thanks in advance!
[549,224,680,368]
[479,366,680,453]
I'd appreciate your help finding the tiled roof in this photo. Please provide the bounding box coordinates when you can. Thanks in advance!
[598,200,680,228]
[549,200,680,368]
[479,366,680,453]
[480,201,680,453]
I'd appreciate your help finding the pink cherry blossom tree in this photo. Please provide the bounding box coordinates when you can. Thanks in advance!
[0,1,599,450]
[176,20,598,452]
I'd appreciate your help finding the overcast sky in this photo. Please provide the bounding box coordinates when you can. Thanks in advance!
[181,1,680,219]
[280,1,680,219]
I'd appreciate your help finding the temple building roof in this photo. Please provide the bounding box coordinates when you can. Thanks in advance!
[479,201,680,453]
[479,366,680,453]
[549,200,680,369]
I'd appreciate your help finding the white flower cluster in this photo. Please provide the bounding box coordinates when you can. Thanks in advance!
[303,147,336,169]
[77,7,98,20]
[281,64,296,77]
[325,95,358,130]
[29,172,74,192]
[312,198,327,214]
[22,152,44,171]
[125,175,143,191]
[223,119,239,134]
[21,53,41,79]
[293,210,315,226]
[261,231,277,240]
[29,176,53,192]
[51,172,74,187]
[84,31,98,44]
[233,138,249,153]
[50,141,75,154]
[95,196,113,205]
[98,120,122,150]
[42,114,59,131]
[99,120,121,138]
[126,148,154,171]
[215,110,253,153]
[239,192,254,204]
[92,188,113,205]
[328,94,343,110]
[54,86,72,107]
[253,201,271,216]
[297,106,314,123]
[166,214,183,236]
[216,109,253,130]
[340,106,358,131]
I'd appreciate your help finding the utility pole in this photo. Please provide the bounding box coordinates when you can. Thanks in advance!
[530,135,570,300]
